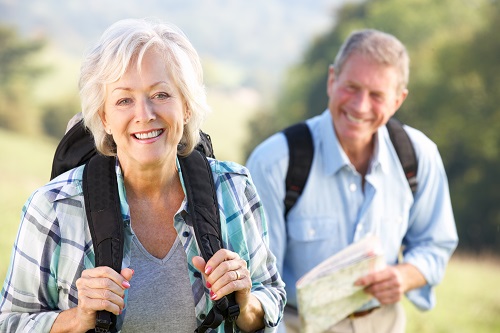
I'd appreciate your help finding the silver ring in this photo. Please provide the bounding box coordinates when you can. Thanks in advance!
[235,270,240,280]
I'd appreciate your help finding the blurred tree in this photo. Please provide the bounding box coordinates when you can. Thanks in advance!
[0,24,47,134]
[41,93,81,139]
[414,1,500,252]
[244,0,499,252]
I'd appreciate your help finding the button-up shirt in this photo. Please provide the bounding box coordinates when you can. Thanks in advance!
[246,110,458,313]
[0,158,285,332]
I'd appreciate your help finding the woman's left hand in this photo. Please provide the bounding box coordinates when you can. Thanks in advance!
[192,249,251,305]
[193,250,265,331]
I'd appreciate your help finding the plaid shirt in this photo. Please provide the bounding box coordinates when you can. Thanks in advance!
[0,158,285,332]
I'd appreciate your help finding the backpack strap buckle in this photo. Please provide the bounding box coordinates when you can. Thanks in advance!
[226,303,240,322]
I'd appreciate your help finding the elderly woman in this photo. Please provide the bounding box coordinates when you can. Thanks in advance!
[0,18,285,332]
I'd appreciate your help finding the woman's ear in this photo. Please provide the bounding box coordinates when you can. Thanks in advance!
[184,104,191,124]
[99,111,111,134]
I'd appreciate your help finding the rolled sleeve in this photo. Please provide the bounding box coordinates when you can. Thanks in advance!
[402,130,458,309]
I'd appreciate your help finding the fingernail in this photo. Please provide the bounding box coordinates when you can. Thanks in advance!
[210,290,217,300]
[205,266,213,275]
[122,281,131,288]
[206,281,212,288]
[131,269,135,275]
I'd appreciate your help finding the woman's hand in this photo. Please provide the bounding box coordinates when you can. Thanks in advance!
[51,267,134,332]
[192,249,250,303]
[193,250,265,332]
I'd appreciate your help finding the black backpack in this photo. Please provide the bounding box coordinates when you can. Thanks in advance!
[282,117,418,217]
[50,118,239,333]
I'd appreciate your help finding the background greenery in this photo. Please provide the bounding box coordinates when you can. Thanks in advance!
[245,0,500,253]
[1,0,499,331]
[1,129,499,333]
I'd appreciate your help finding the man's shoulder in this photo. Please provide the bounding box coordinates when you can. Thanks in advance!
[399,124,439,156]
[247,131,289,167]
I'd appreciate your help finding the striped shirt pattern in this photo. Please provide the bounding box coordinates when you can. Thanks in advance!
[0,158,285,332]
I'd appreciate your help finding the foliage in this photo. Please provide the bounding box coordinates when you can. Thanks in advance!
[0,127,499,331]
[0,25,47,134]
[41,94,81,139]
[244,0,500,252]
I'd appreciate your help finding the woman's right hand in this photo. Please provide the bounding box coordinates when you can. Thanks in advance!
[51,267,133,332]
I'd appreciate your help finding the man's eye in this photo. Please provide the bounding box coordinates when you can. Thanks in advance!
[371,93,384,102]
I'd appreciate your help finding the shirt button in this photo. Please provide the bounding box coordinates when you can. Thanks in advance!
[308,228,315,237]
[357,224,363,231]
[182,231,190,237]
[349,183,357,192]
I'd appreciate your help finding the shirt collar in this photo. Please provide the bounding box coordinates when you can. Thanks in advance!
[372,126,391,176]
[320,110,352,176]
[320,110,390,177]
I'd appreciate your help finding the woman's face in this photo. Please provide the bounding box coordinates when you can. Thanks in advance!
[101,48,188,170]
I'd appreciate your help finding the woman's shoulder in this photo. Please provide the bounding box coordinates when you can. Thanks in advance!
[32,165,86,204]
[208,158,250,179]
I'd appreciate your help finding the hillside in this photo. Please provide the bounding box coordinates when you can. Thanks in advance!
[0,0,347,92]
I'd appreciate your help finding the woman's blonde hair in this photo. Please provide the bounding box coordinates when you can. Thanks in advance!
[79,18,210,156]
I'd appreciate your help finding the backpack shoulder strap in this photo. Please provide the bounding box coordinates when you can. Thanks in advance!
[83,154,123,333]
[386,117,418,194]
[178,150,239,333]
[283,122,314,217]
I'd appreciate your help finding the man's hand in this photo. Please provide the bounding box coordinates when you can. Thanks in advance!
[354,263,427,305]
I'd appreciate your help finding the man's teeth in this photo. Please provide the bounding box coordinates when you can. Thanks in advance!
[346,114,363,124]
[135,130,162,139]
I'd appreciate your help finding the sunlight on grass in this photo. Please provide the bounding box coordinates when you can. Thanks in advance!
[1,129,499,333]
[404,255,500,333]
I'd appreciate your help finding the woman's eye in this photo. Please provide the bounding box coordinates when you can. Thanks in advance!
[153,92,170,100]
[117,98,132,106]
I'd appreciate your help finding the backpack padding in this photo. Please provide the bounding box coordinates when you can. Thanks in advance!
[179,150,239,333]
[283,123,314,217]
[51,119,96,180]
[83,154,123,333]
[386,118,418,193]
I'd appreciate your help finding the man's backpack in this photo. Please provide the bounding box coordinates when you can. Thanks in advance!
[50,118,239,333]
[282,117,418,217]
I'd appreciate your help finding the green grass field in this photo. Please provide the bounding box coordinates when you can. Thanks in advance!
[1,128,499,332]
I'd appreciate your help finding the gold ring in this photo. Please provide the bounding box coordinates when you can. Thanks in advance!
[235,270,240,280]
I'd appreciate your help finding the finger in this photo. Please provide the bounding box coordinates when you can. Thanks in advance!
[372,288,402,304]
[209,270,251,301]
[78,292,124,315]
[121,267,135,281]
[192,256,207,274]
[82,266,130,291]
[355,267,392,287]
[78,274,129,294]
[204,249,239,274]
[206,257,246,287]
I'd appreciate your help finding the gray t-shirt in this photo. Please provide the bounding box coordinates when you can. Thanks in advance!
[120,233,198,332]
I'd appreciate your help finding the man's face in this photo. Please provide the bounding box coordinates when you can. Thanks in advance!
[327,53,407,149]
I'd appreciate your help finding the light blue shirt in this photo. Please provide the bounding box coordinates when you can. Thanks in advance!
[246,110,458,315]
